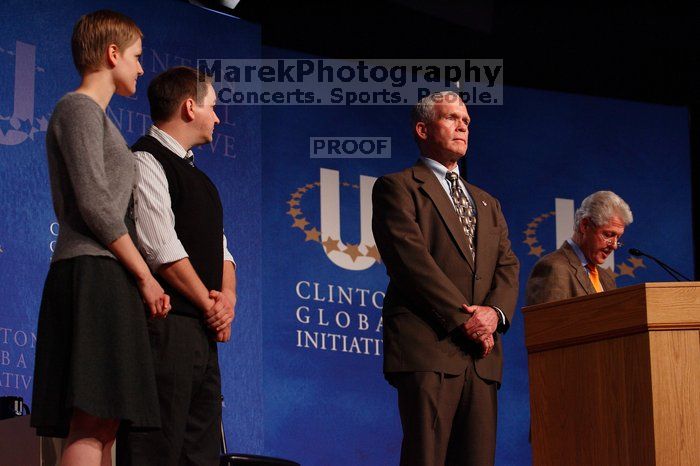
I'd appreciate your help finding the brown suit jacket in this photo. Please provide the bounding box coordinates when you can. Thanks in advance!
[525,241,617,306]
[372,160,519,383]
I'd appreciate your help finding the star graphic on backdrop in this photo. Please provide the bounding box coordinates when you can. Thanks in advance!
[617,263,636,277]
[322,237,341,253]
[365,245,382,262]
[284,179,382,270]
[523,228,536,236]
[343,243,362,262]
[528,246,544,257]
[527,221,539,228]
[629,257,646,269]
[37,116,49,131]
[304,227,321,242]
[292,218,309,230]
[541,213,551,219]
[523,237,538,246]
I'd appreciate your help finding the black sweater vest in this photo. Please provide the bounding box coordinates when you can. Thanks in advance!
[132,135,223,318]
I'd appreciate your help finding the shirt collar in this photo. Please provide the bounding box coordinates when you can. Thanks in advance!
[566,238,590,268]
[148,125,194,160]
[420,156,461,180]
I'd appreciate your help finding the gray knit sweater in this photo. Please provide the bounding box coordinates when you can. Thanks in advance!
[46,93,136,263]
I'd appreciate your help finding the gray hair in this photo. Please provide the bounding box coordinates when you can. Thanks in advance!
[411,91,463,128]
[574,191,633,230]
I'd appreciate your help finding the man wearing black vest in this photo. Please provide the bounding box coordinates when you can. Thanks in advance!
[116,67,235,465]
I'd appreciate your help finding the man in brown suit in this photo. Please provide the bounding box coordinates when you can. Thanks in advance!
[526,191,633,305]
[372,91,519,466]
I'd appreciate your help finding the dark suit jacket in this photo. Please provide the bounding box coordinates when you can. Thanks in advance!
[525,241,617,306]
[372,160,519,383]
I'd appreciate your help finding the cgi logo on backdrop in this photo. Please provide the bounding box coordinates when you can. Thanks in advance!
[0,40,45,397]
[287,168,385,358]
[287,167,381,271]
[0,41,49,146]
[523,198,646,280]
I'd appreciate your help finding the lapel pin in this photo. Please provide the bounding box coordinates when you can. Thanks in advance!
[481,200,487,206]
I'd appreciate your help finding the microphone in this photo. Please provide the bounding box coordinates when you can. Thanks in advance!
[628,248,692,281]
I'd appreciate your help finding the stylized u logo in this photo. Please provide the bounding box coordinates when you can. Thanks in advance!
[0,41,36,146]
[319,168,379,271]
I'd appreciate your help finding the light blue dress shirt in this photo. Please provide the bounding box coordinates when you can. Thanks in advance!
[420,156,475,209]
[567,238,597,279]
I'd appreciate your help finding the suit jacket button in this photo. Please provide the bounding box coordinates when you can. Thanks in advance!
[475,275,481,280]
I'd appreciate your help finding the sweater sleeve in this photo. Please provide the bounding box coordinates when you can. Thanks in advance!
[53,96,128,245]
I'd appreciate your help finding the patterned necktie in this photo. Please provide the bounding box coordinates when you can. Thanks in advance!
[586,263,603,292]
[446,171,476,261]
[184,154,195,167]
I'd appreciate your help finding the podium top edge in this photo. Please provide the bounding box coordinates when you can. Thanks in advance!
[521,281,700,314]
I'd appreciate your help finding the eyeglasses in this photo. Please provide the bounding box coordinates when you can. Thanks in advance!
[586,221,624,249]
[598,233,623,249]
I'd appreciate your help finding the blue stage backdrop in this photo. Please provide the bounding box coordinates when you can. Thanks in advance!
[0,3,693,465]
[259,50,692,465]
[0,0,263,452]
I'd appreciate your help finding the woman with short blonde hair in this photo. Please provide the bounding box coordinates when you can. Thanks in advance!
[31,10,169,466]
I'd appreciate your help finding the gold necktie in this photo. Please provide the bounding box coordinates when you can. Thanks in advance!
[586,264,603,293]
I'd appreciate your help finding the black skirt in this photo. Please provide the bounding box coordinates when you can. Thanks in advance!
[30,255,161,437]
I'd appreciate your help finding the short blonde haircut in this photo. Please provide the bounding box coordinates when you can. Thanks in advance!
[71,10,143,75]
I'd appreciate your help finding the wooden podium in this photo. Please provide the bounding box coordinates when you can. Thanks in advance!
[523,283,700,465]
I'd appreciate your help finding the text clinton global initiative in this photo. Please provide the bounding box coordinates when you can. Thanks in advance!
[294,280,384,357]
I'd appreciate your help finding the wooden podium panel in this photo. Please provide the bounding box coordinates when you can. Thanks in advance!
[523,283,700,466]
